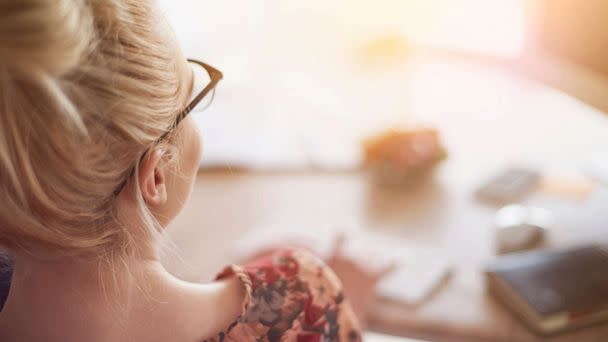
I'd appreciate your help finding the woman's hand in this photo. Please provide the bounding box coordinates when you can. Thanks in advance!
[326,235,395,326]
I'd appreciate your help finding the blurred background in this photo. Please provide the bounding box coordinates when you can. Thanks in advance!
[158,0,608,170]
[157,1,608,340]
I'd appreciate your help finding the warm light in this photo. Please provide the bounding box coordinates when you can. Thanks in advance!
[342,0,526,58]
[414,0,525,57]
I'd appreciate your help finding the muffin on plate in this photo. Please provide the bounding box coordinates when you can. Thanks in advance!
[362,128,446,185]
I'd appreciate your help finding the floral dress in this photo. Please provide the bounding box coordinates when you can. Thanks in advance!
[206,249,361,342]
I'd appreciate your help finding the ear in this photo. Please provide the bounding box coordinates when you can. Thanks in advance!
[138,149,167,207]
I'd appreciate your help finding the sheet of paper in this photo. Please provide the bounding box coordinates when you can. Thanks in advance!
[587,154,608,186]
[364,332,426,342]
[194,105,362,171]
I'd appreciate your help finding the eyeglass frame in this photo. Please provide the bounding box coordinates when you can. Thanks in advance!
[156,59,223,142]
[113,58,223,195]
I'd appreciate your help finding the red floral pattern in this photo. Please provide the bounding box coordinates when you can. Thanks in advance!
[206,249,361,342]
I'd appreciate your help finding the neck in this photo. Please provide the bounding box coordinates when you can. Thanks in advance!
[0,250,245,342]
[0,252,164,335]
[7,251,166,299]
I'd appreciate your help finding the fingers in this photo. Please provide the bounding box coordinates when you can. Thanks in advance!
[330,233,347,260]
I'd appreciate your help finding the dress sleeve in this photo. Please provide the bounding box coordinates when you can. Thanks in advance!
[208,248,362,342]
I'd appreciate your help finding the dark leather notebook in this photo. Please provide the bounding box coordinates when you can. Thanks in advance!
[485,245,608,335]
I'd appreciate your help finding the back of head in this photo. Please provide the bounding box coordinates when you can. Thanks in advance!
[0,0,185,258]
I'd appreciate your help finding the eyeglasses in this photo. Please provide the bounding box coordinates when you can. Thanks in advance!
[113,58,222,195]
[157,58,223,142]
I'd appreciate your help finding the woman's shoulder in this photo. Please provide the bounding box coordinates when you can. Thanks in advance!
[208,248,361,342]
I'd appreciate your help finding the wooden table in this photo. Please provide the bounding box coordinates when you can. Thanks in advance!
[164,57,608,341]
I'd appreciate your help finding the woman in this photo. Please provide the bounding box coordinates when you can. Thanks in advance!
[0,0,386,341]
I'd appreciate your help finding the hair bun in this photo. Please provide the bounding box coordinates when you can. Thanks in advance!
[0,0,93,75]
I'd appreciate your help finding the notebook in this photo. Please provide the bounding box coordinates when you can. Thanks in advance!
[485,245,608,335]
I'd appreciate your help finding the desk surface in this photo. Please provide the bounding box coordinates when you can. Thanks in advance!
[166,171,608,342]
[164,54,608,342]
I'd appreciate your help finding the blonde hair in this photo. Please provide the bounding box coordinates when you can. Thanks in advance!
[0,0,185,259]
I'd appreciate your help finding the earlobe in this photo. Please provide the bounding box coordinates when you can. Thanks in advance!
[139,149,168,207]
